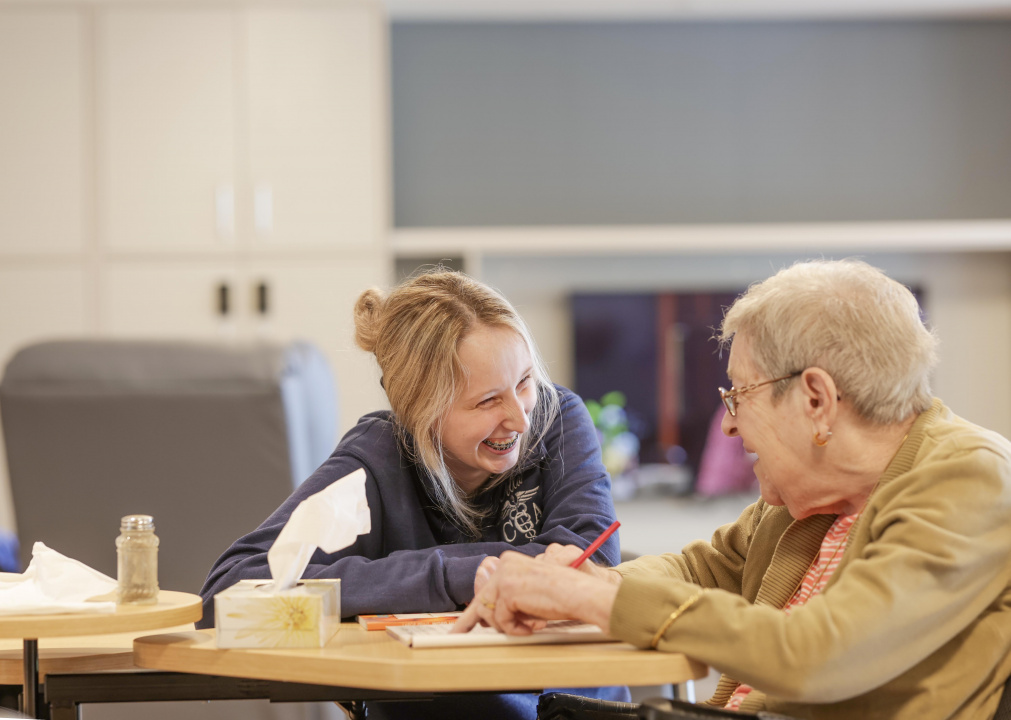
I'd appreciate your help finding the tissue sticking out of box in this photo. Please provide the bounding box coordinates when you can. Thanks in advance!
[267,468,371,591]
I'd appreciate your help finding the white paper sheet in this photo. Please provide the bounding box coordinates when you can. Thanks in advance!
[0,542,117,614]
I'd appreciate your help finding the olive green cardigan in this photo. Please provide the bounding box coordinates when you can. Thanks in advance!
[611,399,1011,719]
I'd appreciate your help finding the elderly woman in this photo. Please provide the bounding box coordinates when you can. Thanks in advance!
[455,259,1011,720]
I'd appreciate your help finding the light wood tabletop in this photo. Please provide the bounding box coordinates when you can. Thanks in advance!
[134,624,707,692]
[0,625,194,684]
[0,590,202,718]
[0,590,201,639]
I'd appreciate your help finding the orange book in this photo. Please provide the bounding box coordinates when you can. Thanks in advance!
[357,611,463,630]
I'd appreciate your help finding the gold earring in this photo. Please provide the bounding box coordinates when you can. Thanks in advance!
[813,430,832,447]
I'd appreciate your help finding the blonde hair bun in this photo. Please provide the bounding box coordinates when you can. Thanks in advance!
[353,287,386,354]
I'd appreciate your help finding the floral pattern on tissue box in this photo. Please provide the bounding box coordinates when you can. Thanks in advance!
[215,578,340,648]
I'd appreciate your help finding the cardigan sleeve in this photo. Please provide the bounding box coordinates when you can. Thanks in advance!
[609,443,1011,704]
[616,500,768,595]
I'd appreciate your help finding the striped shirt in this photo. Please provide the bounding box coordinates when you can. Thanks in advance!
[725,512,860,711]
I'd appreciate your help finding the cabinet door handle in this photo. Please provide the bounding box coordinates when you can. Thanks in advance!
[257,281,269,315]
[216,184,235,239]
[217,282,230,316]
[254,183,273,235]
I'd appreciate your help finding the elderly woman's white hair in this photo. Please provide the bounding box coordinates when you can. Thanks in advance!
[718,259,939,425]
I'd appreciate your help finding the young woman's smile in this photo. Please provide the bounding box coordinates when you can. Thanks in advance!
[482,435,519,453]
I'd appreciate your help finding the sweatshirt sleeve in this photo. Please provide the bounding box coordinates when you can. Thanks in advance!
[609,444,1011,703]
[198,459,484,621]
[199,389,620,623]
[197,452,389,624]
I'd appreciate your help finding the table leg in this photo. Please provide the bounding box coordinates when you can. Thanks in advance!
[48,699,80,720]
[21,638,40,718]
[339,700,366,720]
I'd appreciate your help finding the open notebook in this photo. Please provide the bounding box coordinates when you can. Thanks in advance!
[386,619,615,648]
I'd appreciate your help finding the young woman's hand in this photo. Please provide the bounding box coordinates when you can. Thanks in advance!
[473,555,500,597]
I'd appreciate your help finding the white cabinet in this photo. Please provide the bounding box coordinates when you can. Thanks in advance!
[244,256,388,429]
[0,266,90,369]
[0,1,391,536]
[97,8,237,254]
[92,1,391,431]
[91,0,390,431]
[101,257,390,430]
[0,9,93,358]
[101,261,239,339]
[245,6,386,248]
[98,3,386,254]
[0,9,87,256]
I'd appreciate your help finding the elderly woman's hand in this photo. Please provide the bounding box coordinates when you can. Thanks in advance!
[539,543,625,584]
[452,550,620,636]
[539,542,586,566]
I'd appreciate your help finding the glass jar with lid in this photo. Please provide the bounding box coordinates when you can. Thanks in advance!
[116,514,159,605]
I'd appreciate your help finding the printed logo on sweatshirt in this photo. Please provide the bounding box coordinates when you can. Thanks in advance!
[501,486,541,543]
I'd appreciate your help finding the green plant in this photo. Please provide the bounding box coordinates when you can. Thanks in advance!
[584,391,640,477]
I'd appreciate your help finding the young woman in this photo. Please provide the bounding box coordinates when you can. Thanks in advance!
[199,269,628,719]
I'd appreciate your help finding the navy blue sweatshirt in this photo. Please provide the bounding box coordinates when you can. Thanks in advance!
[198,385,621,625]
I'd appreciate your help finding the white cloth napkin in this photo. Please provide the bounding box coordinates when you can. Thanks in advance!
[0,542,117,614]
[268,467,371,591]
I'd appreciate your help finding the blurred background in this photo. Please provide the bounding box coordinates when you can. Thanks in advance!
[2,0,1011,564]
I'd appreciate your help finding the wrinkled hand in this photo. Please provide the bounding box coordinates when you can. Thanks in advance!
[452,550,619,636]
[538,543,584,566]
[539,543,625,585]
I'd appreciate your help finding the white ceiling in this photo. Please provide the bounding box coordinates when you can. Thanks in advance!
[383,0,1011,21]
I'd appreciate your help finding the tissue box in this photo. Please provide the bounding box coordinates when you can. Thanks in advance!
[215,579,340,648]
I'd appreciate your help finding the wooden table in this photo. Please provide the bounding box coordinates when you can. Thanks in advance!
[133,624,706,713]
[0,624,194,684]
[0,590,201,717]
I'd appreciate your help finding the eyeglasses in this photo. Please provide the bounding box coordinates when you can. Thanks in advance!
[718,372,802,417]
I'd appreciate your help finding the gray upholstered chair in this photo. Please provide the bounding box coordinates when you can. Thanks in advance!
[0,338,342,720]
[0,338,337,598]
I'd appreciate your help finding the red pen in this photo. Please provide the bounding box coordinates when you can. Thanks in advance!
[569,520,621,568]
